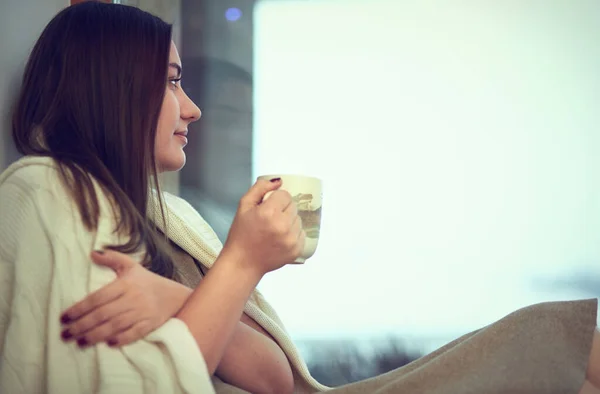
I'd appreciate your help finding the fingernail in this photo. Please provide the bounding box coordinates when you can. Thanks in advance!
[270,177,281,183]
[77,337,89,348]
[107,339,118,347]
[60,314,71,324]
[93,250,104,255]
[61,329,73,340]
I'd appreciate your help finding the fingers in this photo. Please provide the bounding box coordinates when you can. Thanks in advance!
[282,215,304,261]
[283,196,298,220]
[91,249,137,275]
[290,212,302,235]
[263,189,293,213]
[293,215,306,255]
[61,250,138,323]
[60,279,125,324]
[296,228,306,258]
[62,299,134,346]
[240,178,282,207]
[106,320,154,347]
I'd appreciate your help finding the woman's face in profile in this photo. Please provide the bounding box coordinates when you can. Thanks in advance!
[155,42,202,173]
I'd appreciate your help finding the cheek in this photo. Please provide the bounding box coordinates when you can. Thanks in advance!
[157,92,180,135]
[155,93,183,165]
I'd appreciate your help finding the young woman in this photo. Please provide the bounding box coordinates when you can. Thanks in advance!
[1,2,599,394]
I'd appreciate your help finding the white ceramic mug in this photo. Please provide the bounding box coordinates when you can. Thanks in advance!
[257,174,323,263]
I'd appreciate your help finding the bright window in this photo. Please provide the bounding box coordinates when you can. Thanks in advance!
[253,0,600,353]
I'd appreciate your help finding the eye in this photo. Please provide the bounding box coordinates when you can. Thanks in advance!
[169,77,182,89]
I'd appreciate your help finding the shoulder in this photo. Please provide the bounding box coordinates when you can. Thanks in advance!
[0,155,62,193]
[0,156,93,213]
[0,156,73,216]
[1,155,112,201]
[0,156,112,231]
[0,157,90,257]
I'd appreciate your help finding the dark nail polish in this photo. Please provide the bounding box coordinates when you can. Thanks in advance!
[107,339,118,347]
[270,177,281,183]
[77,337,88,347]
[60,314,71,324]
[61,329,73,340]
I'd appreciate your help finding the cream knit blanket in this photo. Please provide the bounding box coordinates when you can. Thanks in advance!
[0,156,327,393]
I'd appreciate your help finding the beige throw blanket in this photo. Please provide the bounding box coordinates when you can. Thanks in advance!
[149,173,328,394]
[0,157,214,394]
[3,156,596,394]
[0,156,326,394]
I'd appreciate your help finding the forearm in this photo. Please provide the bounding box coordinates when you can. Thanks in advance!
[162,262,293,393]
[175,249,262,374]
[216,322,294,394]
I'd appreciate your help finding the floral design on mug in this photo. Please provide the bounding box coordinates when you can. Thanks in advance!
[292,193,322,239]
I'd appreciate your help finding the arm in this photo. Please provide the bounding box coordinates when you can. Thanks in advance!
[175,254,294,394]
[167,277,294,394]
[0,181,58,393]
[0,165,215,394]
[175,251,261,374]
[62,253,294,394]
[216,315,294,394]
[131,268,295,393]
[174,178,302,387]
[62,179,301,394]
[173,269,293,394]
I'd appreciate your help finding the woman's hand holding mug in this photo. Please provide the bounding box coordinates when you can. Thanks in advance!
[222,178,306,276]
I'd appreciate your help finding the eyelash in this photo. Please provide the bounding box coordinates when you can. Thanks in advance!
[169,78,182,88]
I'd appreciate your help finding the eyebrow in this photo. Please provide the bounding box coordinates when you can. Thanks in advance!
[169,63,182,78]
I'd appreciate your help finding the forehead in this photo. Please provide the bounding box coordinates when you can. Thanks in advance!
[169,41,181,64]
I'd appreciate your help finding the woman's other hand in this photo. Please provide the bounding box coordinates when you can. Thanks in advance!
[60,250,190,348]
[222,178,305,276]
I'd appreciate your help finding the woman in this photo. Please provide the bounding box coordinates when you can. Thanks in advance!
[0,2,599,394]
[0,2,300,393]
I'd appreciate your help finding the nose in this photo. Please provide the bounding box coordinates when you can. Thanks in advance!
[181,91,202,124]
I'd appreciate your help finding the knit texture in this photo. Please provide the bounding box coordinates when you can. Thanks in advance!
[150,175,600,394]
[150,185,329,393]
[0,156,215,394]
[3,155,598,394]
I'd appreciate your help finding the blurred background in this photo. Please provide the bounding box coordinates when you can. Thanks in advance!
[2,0,600,386]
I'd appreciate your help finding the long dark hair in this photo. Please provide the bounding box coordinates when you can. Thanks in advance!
[12,1,175,278]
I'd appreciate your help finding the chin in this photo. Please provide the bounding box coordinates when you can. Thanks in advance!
[158,153,186,173]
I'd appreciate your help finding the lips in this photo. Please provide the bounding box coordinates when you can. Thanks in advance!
[174,130,188,146]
